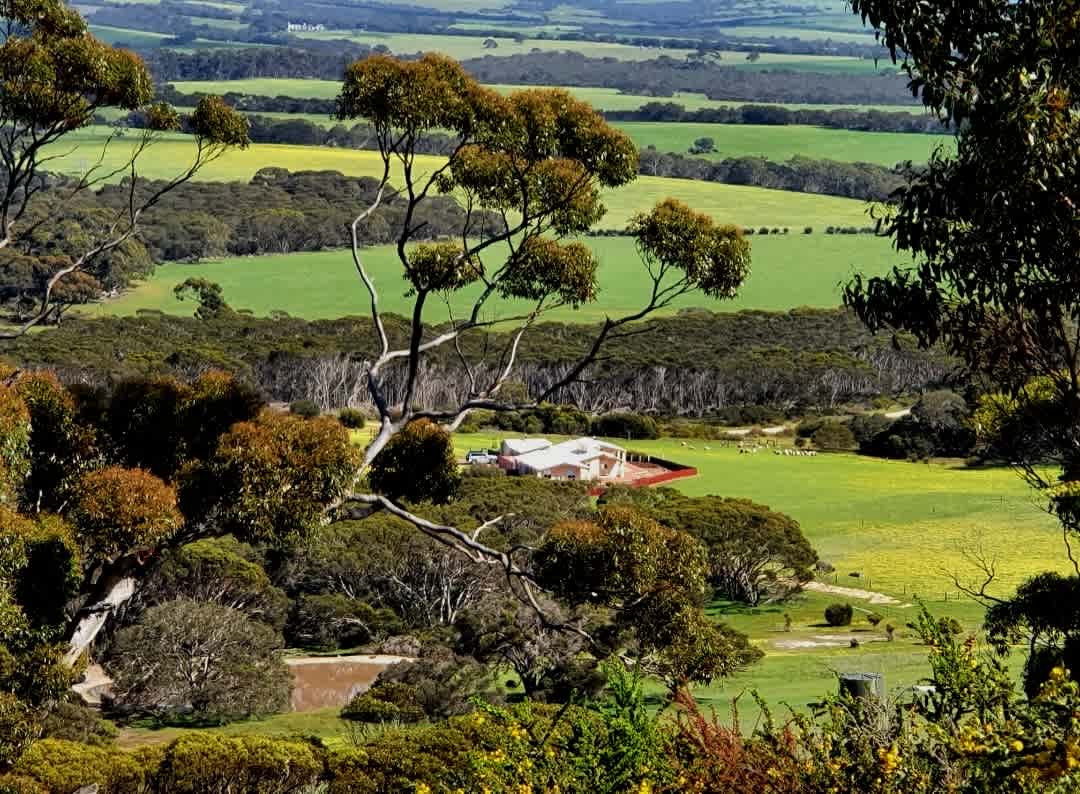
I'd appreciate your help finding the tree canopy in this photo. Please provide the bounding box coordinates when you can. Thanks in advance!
[0,0,249,334]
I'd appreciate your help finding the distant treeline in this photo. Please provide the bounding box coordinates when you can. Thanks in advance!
[638,151,907,201]
[96,168,500,262]
[0,169,499,319]
[233,115,911,202]
[144,48,919,106]
[8,308,955,415]
[144,45,372,83]
[609,102,947,134]
[154,85,944,136]
[94,0,888,60]
[109,108,910,203]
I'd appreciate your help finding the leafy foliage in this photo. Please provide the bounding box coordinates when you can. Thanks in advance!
[366,419,460,505]
[173,277,233,321]
[824,602,853,626]
[601,486,817,605]
[629,198,751,301]
[181,410,360,542]
[141,536,289,630]
[534,505,761,687]
[70,466,182,558]
[844,0,1080,502]
[338,408,366,429]
[812,420,857,451]
[104,599,291,724]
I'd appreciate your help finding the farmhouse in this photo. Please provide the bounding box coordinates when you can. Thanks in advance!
[498,437,627,481]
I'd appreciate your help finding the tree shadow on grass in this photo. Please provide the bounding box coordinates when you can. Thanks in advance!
[708,600,785,618]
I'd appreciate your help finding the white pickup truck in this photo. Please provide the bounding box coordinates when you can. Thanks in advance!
[464,450,498,465]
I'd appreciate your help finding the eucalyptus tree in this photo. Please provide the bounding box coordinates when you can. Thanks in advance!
[843,0,1080,689]
[329,54,753,674]
[0,0,249,334]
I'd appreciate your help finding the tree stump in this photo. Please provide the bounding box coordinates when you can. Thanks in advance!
[839,672,883,702]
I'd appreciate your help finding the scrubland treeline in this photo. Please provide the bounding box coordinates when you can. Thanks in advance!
[145,48,919,106]
[10,308,953,413]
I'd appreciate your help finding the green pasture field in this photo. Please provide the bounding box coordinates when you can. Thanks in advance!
[289,29,883,71]
[618,121,951,165]
[449,433,1063,720]
[483,85,919,113]
[87,25,253,48]
[43,127,882,230]
[718,25,879,43]
[293,30,696,61]
[168,78,922,115]
[383,0,512,11]
[453,434,1065,599]
[187,0,245,10]
[87,233,896,323]
[87,24,171,46]
[172,78,342,99]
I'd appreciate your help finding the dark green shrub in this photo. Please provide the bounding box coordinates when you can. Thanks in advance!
[825,603,853,626]
[0,694,37,772]
[341,683,426,724]
[287,593,401,650]
[812,421,857,451]
[40,700,118,746]
[591,412,659,440]
[338,407,366,429]
[850,413,894,449]
[796,417,826,438]
[289,399,320,418]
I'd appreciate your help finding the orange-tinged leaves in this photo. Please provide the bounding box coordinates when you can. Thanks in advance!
[184,410,360,542]
[0,385,30,507]
[71,466,181,557]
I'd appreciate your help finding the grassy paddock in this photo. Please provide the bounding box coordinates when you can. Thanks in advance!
[169,78,921,114]
[172,78,344,99]
[87,24,171,46]
[44,128,882,232]
[450,432,1060,721]
[87,234,896,323]
[619,121,952,165]
[296,30,695,61]
[453,434,1065,598]
[118,436,1058,743]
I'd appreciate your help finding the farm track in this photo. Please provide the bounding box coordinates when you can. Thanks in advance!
[803,580,909,606]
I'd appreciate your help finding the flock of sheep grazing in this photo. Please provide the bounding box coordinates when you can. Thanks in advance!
[738,446,817,456]
[676,440,818,457]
